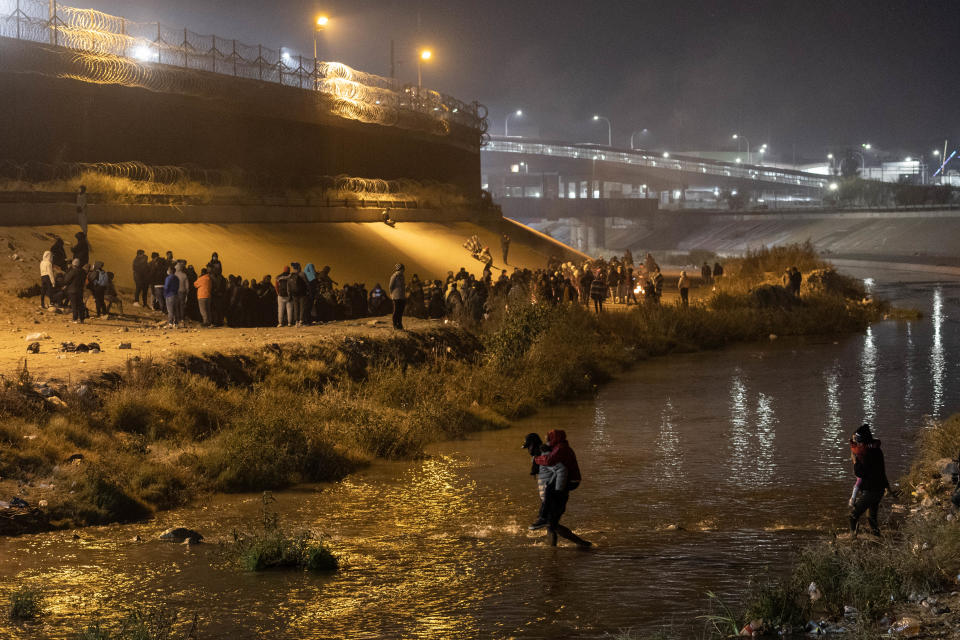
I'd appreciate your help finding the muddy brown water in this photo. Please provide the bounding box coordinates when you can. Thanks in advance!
[1,265,959,639]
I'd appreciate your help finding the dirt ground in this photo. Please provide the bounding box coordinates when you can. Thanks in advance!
[0,220,698,383]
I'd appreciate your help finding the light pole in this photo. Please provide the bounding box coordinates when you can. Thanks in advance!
[732,133,751,164]
[853,151,866,176]
[313,15,328,89]
[313,15,328,62]
[505,109,523,137]
[630,128,649,150]
[758,143,767,165]
[593,115,611,146]
[417,48,432,89]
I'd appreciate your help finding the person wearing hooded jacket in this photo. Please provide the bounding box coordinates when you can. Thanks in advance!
[71,232,89,267]
[63,258,86,323]
[389,263,406,330]
[532,429,592,547]
[49,238,67,271]
[844,423,898,538]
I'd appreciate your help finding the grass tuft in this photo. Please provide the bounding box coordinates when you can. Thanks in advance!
[7,586,42,621]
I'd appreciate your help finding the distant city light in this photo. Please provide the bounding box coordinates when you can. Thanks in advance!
[735,157,742,163]
[905,156,912,162]
[933,150,940,156]
[828,182,839,191]
[662,152,669,158]
[827,153,834,159]
[862,143,872,150]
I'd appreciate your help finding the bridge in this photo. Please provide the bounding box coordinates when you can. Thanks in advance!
[482,136,829,210]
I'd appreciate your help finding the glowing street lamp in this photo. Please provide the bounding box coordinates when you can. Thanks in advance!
[505,109,523,137]
[662,151,670,158]
[861,143,872,150]
[417,48,432,88]
[314,15,328,63]
[828,182,839,191]
[933,149,941,157]
[732,133,751,164]
[592,114,612,146]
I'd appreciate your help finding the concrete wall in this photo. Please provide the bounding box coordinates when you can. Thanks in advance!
[0,38,481,197]
[500,197,659,220]
[603,207,960,262]
[0,202,495,226]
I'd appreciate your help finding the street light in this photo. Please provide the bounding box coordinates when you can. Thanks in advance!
[630,128,650,150]
[314,15,328,61]
[827,153,836,175]
[417,48,432,88]
[861,143,872,150]
[732,133,751,164]
[592,115,612,146]
[758,144,767,165]
[505,109,523,137]
[662,151,670,158]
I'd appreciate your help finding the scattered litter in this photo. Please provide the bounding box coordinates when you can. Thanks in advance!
[26,342,39,354]
[24,332,48,341]
[37,499,48,508]
[887,617,920,637]
[118,342,132,349]
[807,582,822,602]
[46,396,67,408]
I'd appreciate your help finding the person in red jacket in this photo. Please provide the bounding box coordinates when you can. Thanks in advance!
[533,429,591,547]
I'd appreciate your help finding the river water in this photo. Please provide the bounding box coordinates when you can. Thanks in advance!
[1,266,959,640]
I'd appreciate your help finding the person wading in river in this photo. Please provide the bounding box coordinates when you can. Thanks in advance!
[841,423,899,539]
[530,429,592,548]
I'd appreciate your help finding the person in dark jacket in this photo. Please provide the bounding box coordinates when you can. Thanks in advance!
[163,266,180,328]
[132,249,149,307]
[389,263,406,330]
[532,429,591,547]
[589,270,607,314]
[71,231,89,267]
[63,259,86,323]
[50,237,68,271]
[845,424,897,538]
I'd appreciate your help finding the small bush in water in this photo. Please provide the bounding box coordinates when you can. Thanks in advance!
[7,585,42,621]
[74,606,197,639]
[232,493,339,573]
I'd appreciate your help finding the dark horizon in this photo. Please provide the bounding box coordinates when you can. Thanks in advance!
[76,0,960,162]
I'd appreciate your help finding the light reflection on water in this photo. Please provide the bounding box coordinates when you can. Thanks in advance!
[931,287,945,418]
[820,363,844,475]
[0,277,958,639]
[860,325,877,425]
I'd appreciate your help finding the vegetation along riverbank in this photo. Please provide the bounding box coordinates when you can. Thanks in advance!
[707,413,960,640]
[0,244,895,536]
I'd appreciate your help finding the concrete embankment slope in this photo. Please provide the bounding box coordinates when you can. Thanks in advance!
[610,208,960,263]
[0,219,585,290]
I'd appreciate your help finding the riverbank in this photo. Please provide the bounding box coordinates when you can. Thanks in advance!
[724,414,960,639]
[0,246,887,537]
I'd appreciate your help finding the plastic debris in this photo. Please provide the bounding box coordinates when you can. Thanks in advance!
[807,582,822,602]
[888,617,920,637]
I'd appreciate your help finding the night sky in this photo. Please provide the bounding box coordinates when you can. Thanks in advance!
[81,0,959,161]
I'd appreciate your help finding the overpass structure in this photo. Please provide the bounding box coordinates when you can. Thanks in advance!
[481,136,833,253]
[482,136,829,210]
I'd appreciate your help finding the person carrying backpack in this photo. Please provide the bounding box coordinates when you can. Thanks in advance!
[87,260,109,317]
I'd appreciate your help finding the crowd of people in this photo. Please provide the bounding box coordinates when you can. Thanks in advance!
[35,234,725,328]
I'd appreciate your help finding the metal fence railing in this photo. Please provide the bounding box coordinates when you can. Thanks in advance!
[0,0,488,142]
[485,138,829,190]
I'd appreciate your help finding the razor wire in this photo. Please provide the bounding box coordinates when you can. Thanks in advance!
[0,0,488,144]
